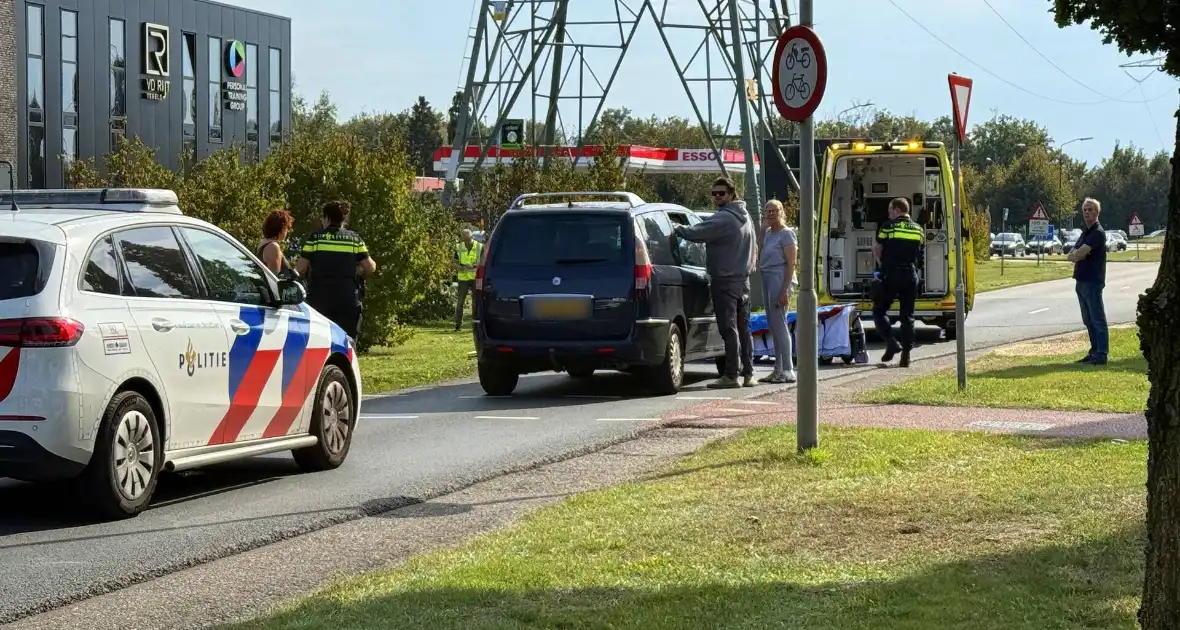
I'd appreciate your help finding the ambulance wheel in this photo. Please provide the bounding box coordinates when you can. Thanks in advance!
[942,319,958,341]
[83,391,163,520]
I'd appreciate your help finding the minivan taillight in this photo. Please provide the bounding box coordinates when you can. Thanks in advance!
[475,236,490,292]
[0,318,86,348]
[634,240,652,297]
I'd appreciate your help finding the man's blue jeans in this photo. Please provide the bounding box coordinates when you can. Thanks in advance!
[1075,280,1108,361]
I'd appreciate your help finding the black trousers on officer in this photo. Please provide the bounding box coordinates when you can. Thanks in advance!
[310,295,363,341]
[872,266,919,352]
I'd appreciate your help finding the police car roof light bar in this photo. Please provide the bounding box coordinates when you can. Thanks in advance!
[0,160,17,212]
[0,188,182,214]
[511,191,645,209]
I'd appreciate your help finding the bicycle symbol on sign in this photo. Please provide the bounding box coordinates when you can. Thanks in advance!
[783,73,812,102]
[784,42,811,70]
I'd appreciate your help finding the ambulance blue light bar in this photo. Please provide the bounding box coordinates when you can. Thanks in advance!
[0,188,182,214]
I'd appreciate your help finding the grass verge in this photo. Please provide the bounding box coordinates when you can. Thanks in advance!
[230,426,1146,630]
[975,259,1072,292]
[1109,248,1161,263]
[358,322,474,393]
[859,327,1146,413]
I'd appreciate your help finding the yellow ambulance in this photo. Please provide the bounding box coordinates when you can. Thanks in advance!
[815,140,975,340]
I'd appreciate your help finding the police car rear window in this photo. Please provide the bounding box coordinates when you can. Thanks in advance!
[491,214,627,267]
[0,240,54,301]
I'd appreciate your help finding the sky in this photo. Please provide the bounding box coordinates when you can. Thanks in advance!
[229,0,1177,168]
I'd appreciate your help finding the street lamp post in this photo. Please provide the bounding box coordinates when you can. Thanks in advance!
[1057,137,1092,224]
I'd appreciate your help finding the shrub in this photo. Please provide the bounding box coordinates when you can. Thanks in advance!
[969,207,991,262]
[269,129,456,351]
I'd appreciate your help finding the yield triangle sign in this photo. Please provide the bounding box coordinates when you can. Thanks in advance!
[948,74,974,142]
[1130,212,1143,225]
[1030,201,1049,221]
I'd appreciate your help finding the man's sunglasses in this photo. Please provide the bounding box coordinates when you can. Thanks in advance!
[711,190,729,197]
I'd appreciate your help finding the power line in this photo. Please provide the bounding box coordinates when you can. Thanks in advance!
[884,0,1175,106]
[979,0,1147,103]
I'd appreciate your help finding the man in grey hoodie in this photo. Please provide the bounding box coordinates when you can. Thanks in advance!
[673,177,758,388]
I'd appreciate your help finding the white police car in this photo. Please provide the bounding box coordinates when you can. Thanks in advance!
[0,188,363,519]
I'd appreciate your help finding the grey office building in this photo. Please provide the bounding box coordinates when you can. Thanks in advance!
[0,0,292,189]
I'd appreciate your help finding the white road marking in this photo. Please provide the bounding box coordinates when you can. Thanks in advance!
[677,395,731,400]
[362,414,419,420]
[1121,285,1131,290]
[596,418,660,422]
[475,415,540,420]
[666,415,700,421]
[968,420,1056,432]
[1027,307,1050,315]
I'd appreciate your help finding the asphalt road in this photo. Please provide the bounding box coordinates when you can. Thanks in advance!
[0,262,1160,623]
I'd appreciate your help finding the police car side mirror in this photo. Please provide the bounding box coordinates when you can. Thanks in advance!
[277,279,306,305]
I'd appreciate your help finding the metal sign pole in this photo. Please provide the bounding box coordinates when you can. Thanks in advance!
[795,0,818,452]
[953,138,967,391]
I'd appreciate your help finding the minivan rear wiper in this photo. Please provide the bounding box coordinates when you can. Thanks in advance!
[555,257,609,264]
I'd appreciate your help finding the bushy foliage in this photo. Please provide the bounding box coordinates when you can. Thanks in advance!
[68,131,455,352]
[969,208,992,263]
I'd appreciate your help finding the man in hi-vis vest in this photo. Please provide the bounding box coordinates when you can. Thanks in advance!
[454,228,483,331]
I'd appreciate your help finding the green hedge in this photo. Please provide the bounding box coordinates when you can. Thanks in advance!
[69,133,456,352]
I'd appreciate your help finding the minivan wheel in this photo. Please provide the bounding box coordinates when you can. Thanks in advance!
[646,324,685,395]
[479,361,519,395]
[293,365,355,472]
[83,391,163,520]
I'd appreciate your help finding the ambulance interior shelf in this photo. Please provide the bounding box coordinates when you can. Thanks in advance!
[823,154,950,300]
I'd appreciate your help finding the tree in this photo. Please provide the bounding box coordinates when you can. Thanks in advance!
[1083,143,1171,231]
[1053,2,1180,627]
[403,96,445,176]
[989,145,1078,225]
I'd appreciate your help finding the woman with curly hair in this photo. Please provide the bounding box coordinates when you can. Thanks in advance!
[258,209,294,276]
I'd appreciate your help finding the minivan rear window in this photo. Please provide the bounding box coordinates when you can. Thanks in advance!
[491,214,628,266]
[0,239,54,301]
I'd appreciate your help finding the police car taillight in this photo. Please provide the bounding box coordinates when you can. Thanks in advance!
[0,317,86,348]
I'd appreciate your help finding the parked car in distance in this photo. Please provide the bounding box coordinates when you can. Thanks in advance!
[472,191,729,396]
[1147,229,1166,238]
[1026,235,1063,255]
[1109,229,1128,241]
[1107,232,1128,252]
[990,232,1026,257]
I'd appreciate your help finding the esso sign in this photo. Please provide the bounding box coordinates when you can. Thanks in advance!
[681,150,717,161]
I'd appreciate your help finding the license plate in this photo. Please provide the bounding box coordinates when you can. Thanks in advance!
[528,297,590,320]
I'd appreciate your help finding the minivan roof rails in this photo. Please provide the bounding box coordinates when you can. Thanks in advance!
[0,188,183,215]
[510,191,645,209]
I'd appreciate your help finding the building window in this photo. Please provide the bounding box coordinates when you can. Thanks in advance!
[109,18,126,155]
[26,4,45,189]
[61,9,78,184]
[269,47,281,142]
[181,33,196,167]
[245,43,258,150]
[208,36,221,142]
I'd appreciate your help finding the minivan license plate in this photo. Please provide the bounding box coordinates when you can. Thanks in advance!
[527,297,590,320]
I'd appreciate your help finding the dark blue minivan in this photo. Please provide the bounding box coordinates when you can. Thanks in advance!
[472,192,727,396]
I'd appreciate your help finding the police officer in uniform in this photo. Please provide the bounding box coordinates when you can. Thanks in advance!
[453,228,483,331]
[295,200,377,340]
[872,197,924,368]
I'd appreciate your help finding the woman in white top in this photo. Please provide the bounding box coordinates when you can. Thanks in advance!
[757,199,798,383]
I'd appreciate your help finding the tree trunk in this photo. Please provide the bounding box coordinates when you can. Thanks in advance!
[1138,106,1180,630]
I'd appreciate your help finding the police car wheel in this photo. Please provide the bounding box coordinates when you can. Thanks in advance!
[83,391,163,520]
[293,365,355,472]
